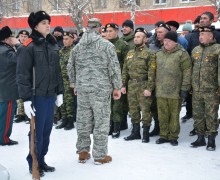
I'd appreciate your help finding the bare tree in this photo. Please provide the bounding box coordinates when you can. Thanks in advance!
[210,0,220,19]
[48,0,94,32]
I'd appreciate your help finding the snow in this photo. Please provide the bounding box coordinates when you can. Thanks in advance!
[1,108,220,180]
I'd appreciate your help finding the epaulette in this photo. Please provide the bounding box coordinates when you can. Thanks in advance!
[23,38,33,46]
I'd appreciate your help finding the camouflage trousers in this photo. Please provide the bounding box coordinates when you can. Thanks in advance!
[16,99,24,115]
[127,81,152,126]
[76,91,111,159]
[54,83,76,121]
[157,97,181,140]
[192,91,219,135]
[110,93,128,123]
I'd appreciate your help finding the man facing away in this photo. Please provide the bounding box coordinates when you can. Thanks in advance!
[67,18,122,164]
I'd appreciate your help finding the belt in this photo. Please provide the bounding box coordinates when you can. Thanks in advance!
[130,76,148,83]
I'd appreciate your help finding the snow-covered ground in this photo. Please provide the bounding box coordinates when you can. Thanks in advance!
[0,107,220,180]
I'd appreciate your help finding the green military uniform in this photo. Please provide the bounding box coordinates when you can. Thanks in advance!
[122,45,156,126]
[120,31,135,50]
[191,41,220,136]
[109,37,130,125]
[56,45,76,129]
[156,44,192,140]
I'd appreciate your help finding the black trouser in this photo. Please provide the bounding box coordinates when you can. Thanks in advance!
[185,93,192,117]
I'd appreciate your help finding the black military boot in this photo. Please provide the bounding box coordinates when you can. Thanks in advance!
[142,126,150,143]
[206,135,216,151]
[112,122,121,139]
[149,120,160,137]
[55,119,67,129]
[191,134,206,147]
[108,120,114,136]
[64,117,74,130]
[124,123,141,141]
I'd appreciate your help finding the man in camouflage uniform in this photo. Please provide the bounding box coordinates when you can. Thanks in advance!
[190,26,220,151]
[105,23,130,138]
[155,31,192,146]
[55,31,76,130]
[14,30,30,123]
[67,18,122,164]
[120,20,135,49]
[148,23,171,137]
[122,27,156,143]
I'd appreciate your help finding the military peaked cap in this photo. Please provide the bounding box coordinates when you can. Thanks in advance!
[18,30,30,37]
[198,25,215,32]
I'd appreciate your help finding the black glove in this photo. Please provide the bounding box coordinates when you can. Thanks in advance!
[180,90,188,99]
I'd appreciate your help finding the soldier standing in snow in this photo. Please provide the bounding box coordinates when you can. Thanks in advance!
[67,18,122,164]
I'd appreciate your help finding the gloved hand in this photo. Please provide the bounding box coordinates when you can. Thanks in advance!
[23,101,35,119]
[55,94,63,107]
[180,90,188,99]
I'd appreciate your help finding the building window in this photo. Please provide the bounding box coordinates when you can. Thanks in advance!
[95,0,107,8]
[53,0,67,10]
[180,0,195,2]
[120,0,141,8]
[154,0,166,5]
[12,0,19,13]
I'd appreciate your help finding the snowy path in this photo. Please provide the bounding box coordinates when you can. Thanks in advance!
[0,108,220,180]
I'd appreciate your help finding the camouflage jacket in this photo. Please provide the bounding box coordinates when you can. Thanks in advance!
[156,44,192,99]
[109,37,130,71]
[122,45,156,92]
[67,30,122,94]
[59,45,74,83]
[120,31,135,50]
[191,41,220,92]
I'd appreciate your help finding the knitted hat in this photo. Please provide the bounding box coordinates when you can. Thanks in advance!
[54,26,64,34]
[0,26,12,41]
[28,11,51,29]
[182,21,193,32]
[164,31,178,42]
[122,20,134,29]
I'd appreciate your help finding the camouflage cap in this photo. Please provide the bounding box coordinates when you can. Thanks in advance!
[87,18,102,28]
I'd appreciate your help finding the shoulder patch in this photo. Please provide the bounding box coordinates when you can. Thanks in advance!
[23,38,33,46]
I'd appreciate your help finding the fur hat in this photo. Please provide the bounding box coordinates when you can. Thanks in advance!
[28,11,51,29]
[122,20,134,29]
[54,26,64,34]
[164,31,178,42]
[182,21,193,32]
[0,26,12,41]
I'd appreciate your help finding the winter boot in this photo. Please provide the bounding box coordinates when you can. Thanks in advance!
[142,126,150,143]
[149,120,160,137]
[55,118,67,129]
[64,117,74,130]
[206,135,216,151]
[78,151,91,163]
[108,120,114,136]
[39,164,55,172]
[191,135,206,147]
[94,155,112,165]
[112,122,120,139]
[124,123,141,141]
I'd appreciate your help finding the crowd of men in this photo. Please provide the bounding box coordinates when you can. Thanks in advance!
[0,10,219,177]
